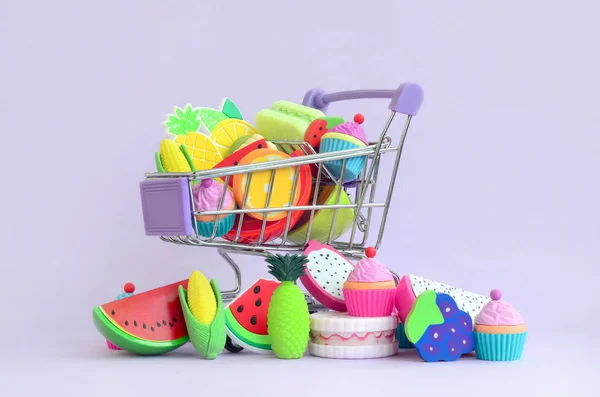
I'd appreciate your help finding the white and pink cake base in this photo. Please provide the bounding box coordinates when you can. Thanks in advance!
[308,311,398,359]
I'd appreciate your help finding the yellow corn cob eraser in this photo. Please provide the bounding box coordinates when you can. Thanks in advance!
[159,139,192,173]
[187,270,217,325]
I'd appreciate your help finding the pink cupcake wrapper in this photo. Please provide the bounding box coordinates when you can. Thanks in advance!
[343,288,396,317]
[106,340,121,350]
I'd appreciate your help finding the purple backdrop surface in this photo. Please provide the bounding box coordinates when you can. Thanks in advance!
[1,0,599,395]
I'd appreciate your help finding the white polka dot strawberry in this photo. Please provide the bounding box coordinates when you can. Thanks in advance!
[404,290,475,362]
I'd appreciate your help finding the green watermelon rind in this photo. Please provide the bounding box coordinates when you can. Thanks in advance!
[224,307,271,350]
[92,307,189,355]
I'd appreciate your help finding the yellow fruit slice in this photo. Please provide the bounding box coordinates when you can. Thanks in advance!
[175,132,223,171]
[187,270,217,325]
[210,119,259,158]
[232,149,301,221]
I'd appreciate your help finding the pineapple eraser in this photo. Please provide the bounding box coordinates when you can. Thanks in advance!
[265,253,311,359]
[308,311,398,359]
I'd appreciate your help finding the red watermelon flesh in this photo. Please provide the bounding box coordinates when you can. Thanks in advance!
[100,279,189,342]
[229,278,280,335]
[213,139,269,188]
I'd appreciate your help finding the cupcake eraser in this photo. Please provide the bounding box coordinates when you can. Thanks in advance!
[404,290,475,362]
[474,289,527,361]
[299,241,355,312]
[308,311,398,359]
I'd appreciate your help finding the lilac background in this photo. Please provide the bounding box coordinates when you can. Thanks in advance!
[1,0,599,395]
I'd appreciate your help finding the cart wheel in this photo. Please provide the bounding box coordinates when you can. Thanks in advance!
[225,336,244,353]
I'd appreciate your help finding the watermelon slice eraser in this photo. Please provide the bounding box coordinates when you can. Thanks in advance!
[224,278,281,354]
[404,290,475,362]
[300,241,355,312]
[178,280,227,360]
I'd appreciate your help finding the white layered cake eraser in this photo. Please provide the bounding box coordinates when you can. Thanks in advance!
[308,311,398,359]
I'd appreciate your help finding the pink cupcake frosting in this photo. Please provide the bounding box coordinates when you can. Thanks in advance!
[192,179,234,211]
[329,118,367,144]
[347,258,394,282]
[475,289,524,326]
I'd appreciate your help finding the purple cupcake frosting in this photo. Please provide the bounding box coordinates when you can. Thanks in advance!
[329,121,367,144]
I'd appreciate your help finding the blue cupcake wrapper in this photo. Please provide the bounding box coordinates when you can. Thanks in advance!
[396,322,415,349]
[474,332,527,361]
[319,137,366,182]
[196,213,235,238]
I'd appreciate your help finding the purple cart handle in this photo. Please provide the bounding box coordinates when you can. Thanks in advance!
[302,82,424,116]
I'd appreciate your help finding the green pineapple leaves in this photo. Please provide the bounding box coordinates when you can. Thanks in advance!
[265,253,308,283]
[163,104,202,136]
[163,98,244,135]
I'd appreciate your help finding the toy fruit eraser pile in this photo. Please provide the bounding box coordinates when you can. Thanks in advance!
[93,244,526,362]
[93,95,526,362]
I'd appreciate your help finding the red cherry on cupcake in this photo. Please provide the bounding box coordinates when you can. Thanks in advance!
[124,282,135,294]
[365,246,376,258]
[304,119,329,151]
[353,113,365,124]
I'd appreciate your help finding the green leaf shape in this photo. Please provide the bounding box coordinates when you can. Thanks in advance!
[220,97,243,120]
[199,108,229,132]
[162,104,202,136]
[265,253,308,282]
[405,290,444,344]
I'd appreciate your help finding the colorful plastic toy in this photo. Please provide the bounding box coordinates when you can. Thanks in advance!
[319,114,368,182]
[474,289,527,361]
[255,100,325,142]
[224,278,281,354]
[299,240,355,312]
[209,119,260,158]
[232,149,300,221]
[155,139,194,173]
[222,150,312,244]
[213,137,270,187]
[404,290,475,362]
[308,311,398,359]
[286,185,354,244]
[179,275,227,359]
[92,279,190,355]
[174,132,223,171]
[265,253,311,359]
[192,179,236,237]
[342,247,396,317]
[395,274,490,324]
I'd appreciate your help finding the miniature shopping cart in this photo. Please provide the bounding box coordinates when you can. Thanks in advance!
[139,83,423,351]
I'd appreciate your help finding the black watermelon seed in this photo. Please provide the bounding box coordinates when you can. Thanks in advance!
[169,322,174,327]
[156,322,161,328]
[253,286,261,294]
[124,320,129,326]
[162,320,167,326]
[313,134,317,138]
[258,144,263,148]
[134,320,138,327]
[143,323,147,329]
[250,316,257,325]
[172,317,177,322]
[234,161,238,165]
[255,298,261,307]
[151,326,155,332]
[237,305,244,313]
[111,310,115,316]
